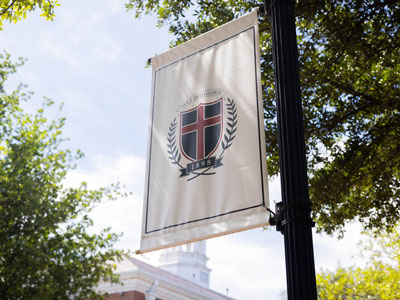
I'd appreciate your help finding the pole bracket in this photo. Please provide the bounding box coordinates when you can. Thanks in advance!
[269,201,315,234]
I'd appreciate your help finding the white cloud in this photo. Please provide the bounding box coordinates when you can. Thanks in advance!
[107,0,126,13]
[93,37,122,62]
[38,31,87,72]
[208,230,286,299]
[65,154,146,250]
[66,154,145,189]
[313,222,365,271]
[37,7,122,73]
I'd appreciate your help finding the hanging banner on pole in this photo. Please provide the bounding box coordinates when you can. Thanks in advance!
[139,10,270,253]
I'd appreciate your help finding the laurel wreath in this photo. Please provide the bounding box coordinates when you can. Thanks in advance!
[219,98,237,160]
[167,98,238,181]
[167,117,183,168]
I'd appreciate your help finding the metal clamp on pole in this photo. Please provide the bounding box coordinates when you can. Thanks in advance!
[270,201,316,235]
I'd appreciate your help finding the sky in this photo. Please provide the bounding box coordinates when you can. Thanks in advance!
[0,1,366,299]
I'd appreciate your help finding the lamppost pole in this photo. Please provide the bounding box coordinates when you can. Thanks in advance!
[266,0,318,298]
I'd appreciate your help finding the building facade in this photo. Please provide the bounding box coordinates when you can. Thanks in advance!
[97,242,234,300]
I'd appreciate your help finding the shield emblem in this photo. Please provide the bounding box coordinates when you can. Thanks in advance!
[180,98,223,161]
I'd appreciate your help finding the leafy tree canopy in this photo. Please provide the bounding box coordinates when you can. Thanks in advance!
[0,52,124,300]
[126,0,400,235]
[317,226,400,299]
[0,0,59,29]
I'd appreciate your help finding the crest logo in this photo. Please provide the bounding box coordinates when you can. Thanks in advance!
[167,89,238,181]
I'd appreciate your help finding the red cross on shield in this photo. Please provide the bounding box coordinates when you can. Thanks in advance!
[180,98,223,162]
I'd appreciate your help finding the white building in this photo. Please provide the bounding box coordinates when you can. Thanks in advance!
[97,241,234,300]
[158,241,211,289]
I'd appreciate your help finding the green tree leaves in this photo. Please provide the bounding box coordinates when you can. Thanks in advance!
[317,227,400,299]
[0,0,59,30]
[296,0,400,235]
[0,53,124,300]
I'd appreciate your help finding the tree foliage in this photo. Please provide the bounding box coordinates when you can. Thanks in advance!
[0,52,123,300]
[317,227,400,299]
[126,0,400,235]
[0,0,59,29]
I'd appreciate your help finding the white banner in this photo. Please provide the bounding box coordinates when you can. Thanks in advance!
[139,11,269,253]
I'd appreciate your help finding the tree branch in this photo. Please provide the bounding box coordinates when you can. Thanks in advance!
[0,0,18,17]
[329,80,378,104]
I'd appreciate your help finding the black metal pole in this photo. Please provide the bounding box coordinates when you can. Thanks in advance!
[266,0,318,299]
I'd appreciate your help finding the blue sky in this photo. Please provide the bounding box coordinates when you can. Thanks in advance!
[0,1,365,299]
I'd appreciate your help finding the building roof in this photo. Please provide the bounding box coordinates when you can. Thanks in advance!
[129,257,234,300]
[97,256,236,300]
